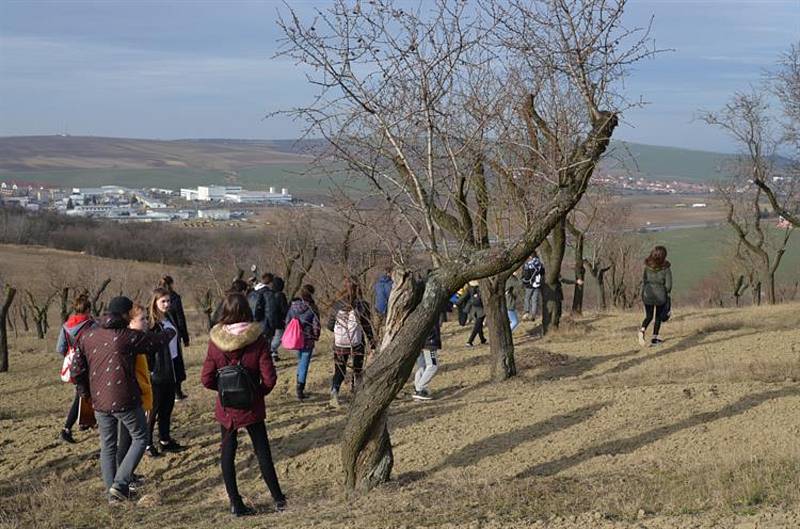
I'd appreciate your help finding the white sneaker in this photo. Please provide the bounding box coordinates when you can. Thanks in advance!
[329,390,340,408]
[412,390,433,401]
[637,329,646,346]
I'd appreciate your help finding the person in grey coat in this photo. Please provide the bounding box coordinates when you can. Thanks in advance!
[638,245,673,346]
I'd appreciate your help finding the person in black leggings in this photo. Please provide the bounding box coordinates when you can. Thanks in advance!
[200,292,286,516]
[639,245,673,346]
[464,282,487,346]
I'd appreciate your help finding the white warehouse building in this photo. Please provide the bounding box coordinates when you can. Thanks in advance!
[181,185,291,204]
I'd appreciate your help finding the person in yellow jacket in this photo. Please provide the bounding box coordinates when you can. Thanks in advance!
[116,304,154,485]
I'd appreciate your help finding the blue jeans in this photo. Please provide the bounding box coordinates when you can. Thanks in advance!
[296,348,313,384]
[507,310,519,332]
[95,406,147,493]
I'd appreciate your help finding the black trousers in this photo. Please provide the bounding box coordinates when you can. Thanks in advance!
[332,347,365,392]
[457,306,468,326]
[149,382,176,444]
[641,304,663,335]
[220,421,285,504]
[64,389,80,430]
[468,316,486,344]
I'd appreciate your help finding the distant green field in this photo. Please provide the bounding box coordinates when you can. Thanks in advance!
[605,141,737,183]
[638,225,800,292]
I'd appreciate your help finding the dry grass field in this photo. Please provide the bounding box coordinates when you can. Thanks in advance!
[1,274,800,529]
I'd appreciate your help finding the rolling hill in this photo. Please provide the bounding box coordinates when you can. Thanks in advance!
[0,135,744,190]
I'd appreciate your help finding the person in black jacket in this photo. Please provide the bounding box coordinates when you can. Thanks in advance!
[159,276,189,400]
[269,277,289,362]
[145,287,185,457]
[326,280,375,407]
[412,312,443,401]
[463,282,487,346]
[247,273,280,348]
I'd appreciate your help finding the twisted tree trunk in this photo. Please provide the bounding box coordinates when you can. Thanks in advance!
[480,272,516,382]
[343,269,449,492]
[542,217,567,334]
[1,285,17,372]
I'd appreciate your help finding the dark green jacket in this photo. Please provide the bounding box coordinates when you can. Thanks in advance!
[642,265,672,306]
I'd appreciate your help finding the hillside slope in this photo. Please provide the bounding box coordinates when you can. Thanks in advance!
[1,298,799,528]
[0,135,739,185]
[0,136,310,173]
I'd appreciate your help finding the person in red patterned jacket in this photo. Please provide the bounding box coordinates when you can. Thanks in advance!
[76,296,176,503]
[201,292,286,517]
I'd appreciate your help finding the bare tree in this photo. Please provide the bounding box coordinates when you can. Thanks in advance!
[753,43,800,227]
[1,284,17,372]
[24,290,57,339]
[276,0,652,492]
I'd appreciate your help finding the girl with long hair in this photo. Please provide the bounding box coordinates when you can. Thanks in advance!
[200,293,287,516]
[326,279,375,407]
[285,284,321,400]
[158,275,189,400]
[639,245,673,346]
[145,287,184,456]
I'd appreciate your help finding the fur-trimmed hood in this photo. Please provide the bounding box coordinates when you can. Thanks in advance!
[209,322,263,352]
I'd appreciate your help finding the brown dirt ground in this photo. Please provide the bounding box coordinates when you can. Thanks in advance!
[1,295,799,529]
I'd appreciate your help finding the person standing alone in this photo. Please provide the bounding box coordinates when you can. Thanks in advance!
[639,246,672,347]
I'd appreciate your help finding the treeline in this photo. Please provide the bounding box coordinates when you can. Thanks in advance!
[0,205,261,265]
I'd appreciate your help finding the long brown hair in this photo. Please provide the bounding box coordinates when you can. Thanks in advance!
[218,293,254,325]
[645,246,670,269]
[72,293,91,315]
[336,277,362,307]
[148,287,172,328]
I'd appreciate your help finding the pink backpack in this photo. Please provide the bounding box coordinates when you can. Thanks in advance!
[281,318,305,351]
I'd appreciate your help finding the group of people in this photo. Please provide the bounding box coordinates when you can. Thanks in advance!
[54,245,672,516]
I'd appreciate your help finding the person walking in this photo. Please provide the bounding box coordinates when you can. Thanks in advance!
[200,293,287,517]
[269,276,289,362]
[638,245,673,347]
[373,267,393,337]
[326,280,376,407]
[145,287,184,457]
[211,279,249,327]
[284,285,321,401]
[73,296,175,502]
[116,304,154,488]
[159,276,189,400]
[412,314,442,401]
[505,271,523,333]
[464,281,487,347]
[521,255,545,320]
[247,273,278,351]
[56,293,95,444]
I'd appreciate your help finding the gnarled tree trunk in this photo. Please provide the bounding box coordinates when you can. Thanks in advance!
[480,272,516,382]
[1,285,17,372]
[343,269,449,493]
[541,217,567,334]
[59,287,71,324]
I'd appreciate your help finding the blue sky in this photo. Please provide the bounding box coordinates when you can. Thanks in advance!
[0,0,797,152]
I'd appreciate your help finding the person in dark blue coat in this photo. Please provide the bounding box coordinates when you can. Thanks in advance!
[373,267,393,337]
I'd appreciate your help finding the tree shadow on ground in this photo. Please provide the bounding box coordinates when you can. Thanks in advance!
[516,385,800,479]
[396,401,609,485]
[584,329,761,380]
[520,349,640,383]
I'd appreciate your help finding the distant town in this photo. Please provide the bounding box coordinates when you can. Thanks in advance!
[0,182,303,223]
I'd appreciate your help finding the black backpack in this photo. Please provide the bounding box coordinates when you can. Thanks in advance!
[217,353,256,410]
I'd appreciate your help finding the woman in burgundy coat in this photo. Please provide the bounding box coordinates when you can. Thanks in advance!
[200,293,287,517]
